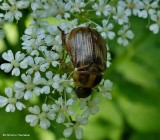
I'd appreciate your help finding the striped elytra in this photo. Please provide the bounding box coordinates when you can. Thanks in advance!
[68,27,107,71]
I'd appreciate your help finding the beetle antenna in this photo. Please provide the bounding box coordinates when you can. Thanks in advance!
[57,27,66,44]
[58,26,69,52]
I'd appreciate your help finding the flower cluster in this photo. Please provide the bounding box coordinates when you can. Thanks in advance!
[0,0,160,139]
[115,0,160,36]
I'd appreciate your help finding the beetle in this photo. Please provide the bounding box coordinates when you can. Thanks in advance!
[59,26,107,98]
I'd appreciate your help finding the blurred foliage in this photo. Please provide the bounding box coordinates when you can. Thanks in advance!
[0,11,160,140]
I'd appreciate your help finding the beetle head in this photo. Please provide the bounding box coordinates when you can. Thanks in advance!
[75,87,92,98]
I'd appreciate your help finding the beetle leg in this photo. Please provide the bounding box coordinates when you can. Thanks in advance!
[57,27,69,52]
[59,58,74,70]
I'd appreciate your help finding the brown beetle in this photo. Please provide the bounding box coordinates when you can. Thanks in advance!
[59,26,107,98]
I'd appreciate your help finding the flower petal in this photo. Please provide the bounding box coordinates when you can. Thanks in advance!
[56,112,65,123]
[15,92,24,99]
[12,68,20,76]
[24,90,32,100]
[63,127,73,138]
[42,104,51,112]
[25,115,38,126]
[21,74,31,83]
[149,24,159,34]
[41,86,50,94]
[5,87,13,98]
[2,50,14,61]
[47,111,56,120]
[40,118,50,129]
[0,96,8,107]
[15,51,25,61]
[75,127,83,140]
[0,63,13,73]
[6,104,15,112]
[14,81,25,92]
[16,102,26,110]
[28,105,40,114]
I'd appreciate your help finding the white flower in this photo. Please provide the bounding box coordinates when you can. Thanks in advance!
[96,20,115,40]
[98,79,112,100]
[92,0,112,16]
[52,73,73,94]
[25,104,56,129]
[14,73,44,100]
[53,1,71,19]
[79,97,100,117]
[44,32,62,52]
[113,6,129,25]
[21,27,45,56]
[0,50,25,76]
[117,0,144,16]
[24,56,46,74]
[117,25,134,46]
[138,0,159,18]
[43,51,59,68]
[69,0,86,13]
[24,28,45,41]
[52,97,74,123]
[0,0,28,21]
[63,114,88,139]
[149,11,160,34]
[0,87,25,112]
